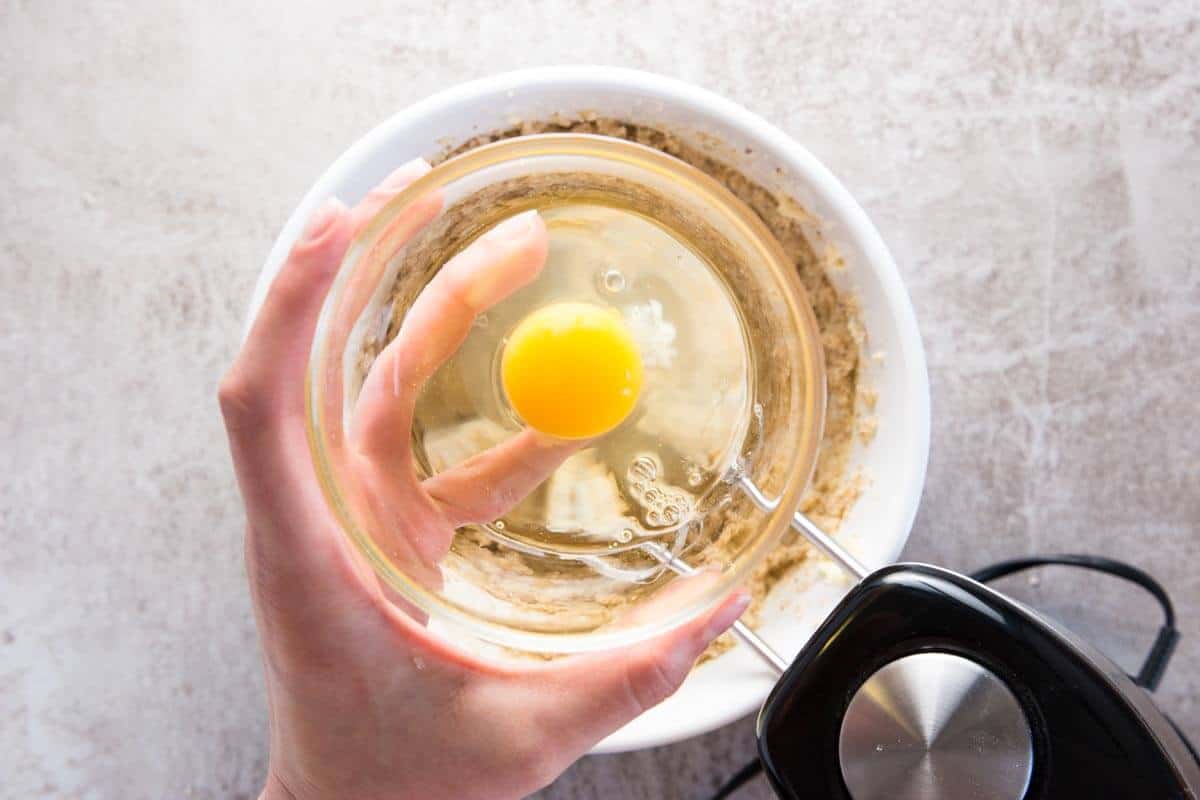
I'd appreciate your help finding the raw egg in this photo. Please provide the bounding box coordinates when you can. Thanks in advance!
[501,301,643,440]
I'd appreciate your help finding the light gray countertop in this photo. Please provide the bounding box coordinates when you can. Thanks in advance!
[3,2,1197,798]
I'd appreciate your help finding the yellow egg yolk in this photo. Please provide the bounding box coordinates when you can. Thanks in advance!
[501,301,643,440]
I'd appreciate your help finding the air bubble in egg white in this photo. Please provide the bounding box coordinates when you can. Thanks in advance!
[600,268,626,293]
[628,454,659,483]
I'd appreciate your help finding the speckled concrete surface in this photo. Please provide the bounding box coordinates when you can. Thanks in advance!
[2,2,1197,798]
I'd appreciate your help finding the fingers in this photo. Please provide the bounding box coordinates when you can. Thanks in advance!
[346,158,432,233]
[358,452,461,571]
[219,197,352,439]
[219,158,434,443]
[220,160,438,595]
[351,210,548,470]
[422,430,583,527]
[528,587,751,750]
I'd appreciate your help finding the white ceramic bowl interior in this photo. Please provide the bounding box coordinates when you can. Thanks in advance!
[250,66,930,753]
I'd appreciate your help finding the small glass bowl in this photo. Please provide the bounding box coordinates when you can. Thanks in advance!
[307,134,825,653]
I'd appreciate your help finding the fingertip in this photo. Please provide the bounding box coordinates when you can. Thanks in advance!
[481,208,542,244]
[301,197,347,240]
[380,157,432,191]
[348,158,436,235]
[457,210,548,310]
[660,589,750,676]
[644,591,751,693]
[533,592,753,733]
[700,590,751,644]
[294,197,349,259]
[527,210,549,264]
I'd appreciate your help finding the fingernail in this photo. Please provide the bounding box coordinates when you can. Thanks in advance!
[702,591,751,642]
[381,158,432,190]
[482,209,539,243]
[303,197,345,239]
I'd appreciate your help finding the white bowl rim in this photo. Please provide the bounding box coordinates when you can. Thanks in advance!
[250,65,931,752]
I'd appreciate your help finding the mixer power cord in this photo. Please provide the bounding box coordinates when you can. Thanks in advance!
[704,553,1190,800]
[967,554,1180,691]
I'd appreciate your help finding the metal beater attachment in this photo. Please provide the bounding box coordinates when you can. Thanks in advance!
[641,541,790,674]
[640,473,870,676]
[734,474,869,581]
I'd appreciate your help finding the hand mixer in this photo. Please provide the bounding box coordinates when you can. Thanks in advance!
[568,462,1200,799]
[706,502,1197,798]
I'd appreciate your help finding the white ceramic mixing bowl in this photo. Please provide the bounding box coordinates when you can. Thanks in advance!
[250,66,930,752]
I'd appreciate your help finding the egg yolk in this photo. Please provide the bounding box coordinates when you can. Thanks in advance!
[501,302,643,440]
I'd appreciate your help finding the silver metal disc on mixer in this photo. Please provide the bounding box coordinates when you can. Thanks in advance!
[838,652,1033,800]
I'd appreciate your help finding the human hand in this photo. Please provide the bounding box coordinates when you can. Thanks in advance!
[219,159,750,800]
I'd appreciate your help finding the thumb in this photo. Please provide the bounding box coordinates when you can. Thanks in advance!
[535,589,751,749]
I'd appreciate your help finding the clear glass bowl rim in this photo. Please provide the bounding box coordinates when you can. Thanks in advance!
[306,133,827,653]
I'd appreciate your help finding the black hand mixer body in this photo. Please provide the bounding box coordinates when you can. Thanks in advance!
[756,564,1200,799]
